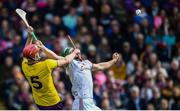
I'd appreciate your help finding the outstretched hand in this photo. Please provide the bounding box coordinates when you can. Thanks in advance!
[112,52,120,63]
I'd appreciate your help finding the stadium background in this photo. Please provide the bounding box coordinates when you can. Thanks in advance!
[0,0,179,110]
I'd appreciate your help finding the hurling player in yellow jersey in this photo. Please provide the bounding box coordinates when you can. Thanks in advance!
[21,26,80,110]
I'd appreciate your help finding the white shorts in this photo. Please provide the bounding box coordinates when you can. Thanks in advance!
[72,98,101,110]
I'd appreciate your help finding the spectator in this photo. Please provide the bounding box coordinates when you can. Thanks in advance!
[171,87,180,110]
[87,44,96,62]
[51,16,66,36]
[100,3,114,28]
[21,0,38,12]
[168,59,179,80]
[12,35,23,63]
[161,79,174,100]
[156,71,167,89]
[108,20,123,52]
[62,7,78,37]
[110,54,127,80]
[101,98,111,110]
[97,37,112,61]
[140,78,154,101]
[126,86,147,110]
[149,52,158,67]
[160,98,169,110]
[89,17,98,34]
[151,0,159,17]
[92,25,105,47]
[149,87,162,109]
[123,75,135,97]
[163,28,176,58]
[156,61,168,78]
[147,103,155,110]
[135,33,146,56]
[57,30,68,50]
[122,41,132,63]
[174,70,180,86]
[77,0,93,17]
[2,56,14,79]
[126,53,138,75]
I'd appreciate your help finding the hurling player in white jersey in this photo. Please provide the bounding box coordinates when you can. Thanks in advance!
[61,47,120,110]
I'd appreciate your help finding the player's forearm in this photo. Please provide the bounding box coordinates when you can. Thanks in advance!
[93,53,120,71]
[92,59,116,71]
[64,52,77,63]
[97,59,116,70]
[42,46,62,60]
[25,26,34,47]
[25,33,33,46]
[57,51,77,66]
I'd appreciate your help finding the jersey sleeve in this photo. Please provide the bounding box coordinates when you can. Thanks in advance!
[21,58,27,73]
[65,61,73,76]
[22,57,27,63]
[45,59,58,69]
[86,60,93,69]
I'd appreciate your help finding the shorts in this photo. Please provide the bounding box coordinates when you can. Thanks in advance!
[36,101,63,110]
[72,98,101,110]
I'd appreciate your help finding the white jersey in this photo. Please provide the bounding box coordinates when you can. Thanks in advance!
[66,60,93,99]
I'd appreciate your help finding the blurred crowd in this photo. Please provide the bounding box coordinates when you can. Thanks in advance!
[0,0,179,110]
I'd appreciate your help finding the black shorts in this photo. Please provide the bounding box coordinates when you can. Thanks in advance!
[37,101,64,110]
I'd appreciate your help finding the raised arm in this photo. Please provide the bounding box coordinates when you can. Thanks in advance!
[36,41,80,66]
[43,45,63,60]
[25,26,34,47]
[42,45,80,66]
[92,53,120,71]
[35,40,63,60]
[57,49,80,66]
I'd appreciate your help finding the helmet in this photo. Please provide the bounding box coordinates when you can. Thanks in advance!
[60,47,73,57]
[23,44,40,60]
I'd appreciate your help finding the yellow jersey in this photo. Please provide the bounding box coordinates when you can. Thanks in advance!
[22,58,61,106]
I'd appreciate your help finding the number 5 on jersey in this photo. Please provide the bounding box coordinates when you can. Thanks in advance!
[30,76,43,89]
